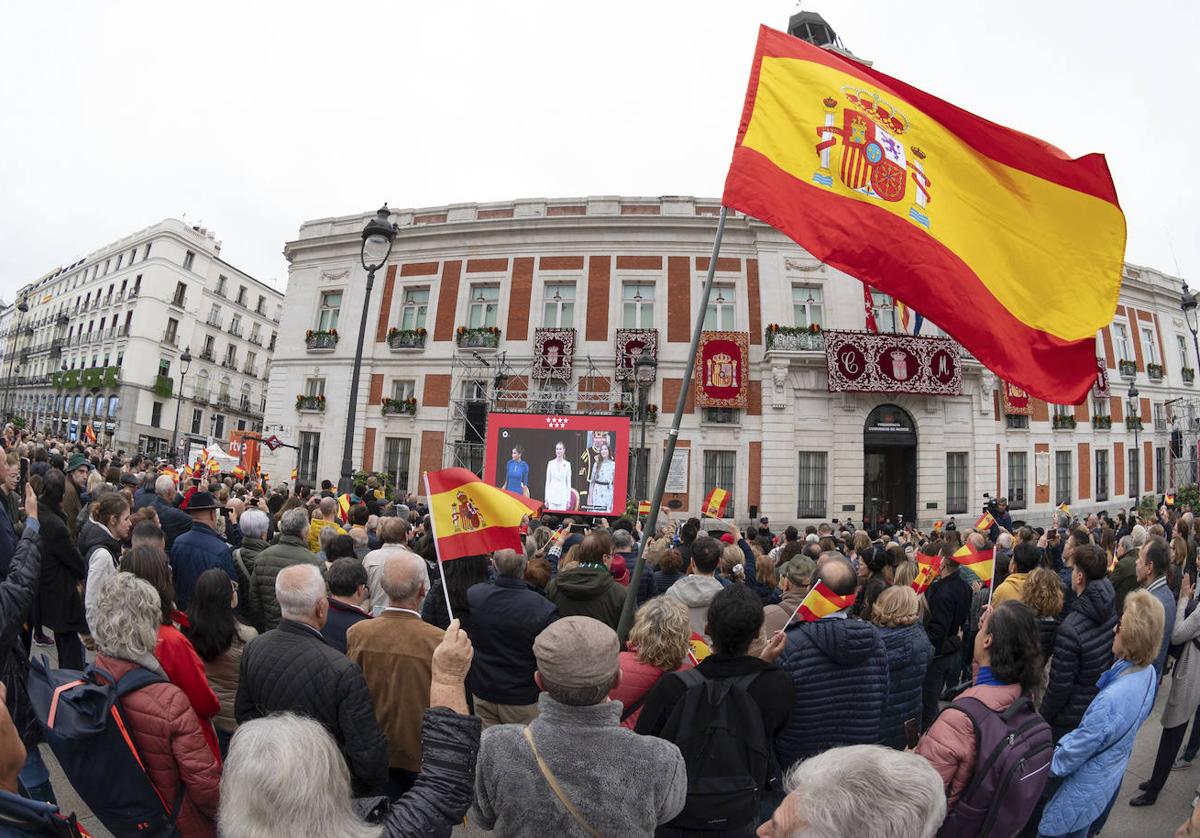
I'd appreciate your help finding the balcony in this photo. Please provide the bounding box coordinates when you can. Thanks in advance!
[228,326,244,338]
[455,326,500,350]
[169,296,186,310]
[239,396,253,412]
[1126,416,1143,431]
[128,287,139,299]
[387,328,427,350]
[764,324,825,352]
[243,365,258,378]
[153,375,173,399]
[206,318,222,328]
[117,326,129,338]
[114,290,125,302]
[161,331,179,347]
[1148,363,1164,382]
[306,330,339,351]
[200,351,215,362]
[1051,414,1077,430]
[382,397,417,416]
[1092,415,1112,430]
[220,359,238,370]
[1119,359,1136,379]
[55,314,69,326]
[1185,368,1196,385]
[217,395,232,410]
[295,394,325,412]
[248,334,262,346]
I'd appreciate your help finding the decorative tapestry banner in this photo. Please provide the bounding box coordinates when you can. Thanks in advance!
[1003,382,1033,416]
[532,328,575,381]
[615,329,658,381]
[1092,356,1110,398]
[824,330,961,396]
[695,331,749,408]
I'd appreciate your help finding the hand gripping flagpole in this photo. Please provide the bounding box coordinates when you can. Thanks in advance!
[618,206,730,643]
[422,471,455,621]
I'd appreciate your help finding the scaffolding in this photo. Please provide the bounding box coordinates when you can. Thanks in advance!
[443,349,637,473]
[1170,399,1200,489]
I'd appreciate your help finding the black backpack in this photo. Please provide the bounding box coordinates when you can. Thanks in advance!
[27,657,184,838]
[936,695,1053,838]
[654,668,769,833]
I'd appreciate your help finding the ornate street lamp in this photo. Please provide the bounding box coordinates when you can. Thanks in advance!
[339,205,398,494]
[172,347,192,463]
[631,357,657,509]
[1183,282,1200,370]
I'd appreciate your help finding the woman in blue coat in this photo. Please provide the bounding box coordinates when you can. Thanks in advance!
[1037,589,1163,838]
[870,585,933,749]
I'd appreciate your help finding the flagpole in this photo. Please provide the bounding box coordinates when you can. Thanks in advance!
[618,206,730,642]
[422,471,455,621]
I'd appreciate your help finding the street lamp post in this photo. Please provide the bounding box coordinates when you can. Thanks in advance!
[172,347,192,464]
[1128,380,1140,498]
[631,356,657,508]
[1183,283,1200,371]
[2,297,28,422]
[339,205,398,495]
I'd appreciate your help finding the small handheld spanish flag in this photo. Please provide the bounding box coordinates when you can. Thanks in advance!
[1167,493,1176,507]
[911,554,942,595]
[932,520,944,534]
[975,510,996,532]
[1057,502,1071,517]
[702,488,730,518]
[786,581,856,625]
[337,493,352,524]
[953,544,995,587]
[160,466,178,482]
[290,467,298,481]
[231,465,247,481]
[637,500,652,516]
[425,468,543,562]
[84,424,97,444]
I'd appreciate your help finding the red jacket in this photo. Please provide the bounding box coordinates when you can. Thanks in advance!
[95,654,221,838]
[157,623,221,763]
[915,682,1022,805]
[610,650,692,730]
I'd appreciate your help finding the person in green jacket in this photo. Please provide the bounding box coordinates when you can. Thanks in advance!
[1110,532,1142,613]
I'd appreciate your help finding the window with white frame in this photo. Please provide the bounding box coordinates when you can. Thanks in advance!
[1180,335,1192,371]
[703,285,736,330]
[702,450,736,518]
[792,286,824,329]
[317,291,342,331]
[1055,450,1072,505]
[304,377,325,397]
[1156,447,1166,494]
[621,282,655,328]
[391,379,415,401]
[797,452,827,518]
[871,291,897,333]
[1052,403,1072,418]
[1093,398,1110,419]
[1154,402,1166,431]
[946,453,969,514]
[1095,448,1108,501]
[467,284,499,328]
[542,282,576,328]
[1007,451,1027,510]
[384,437,412,495]
[298,432,320,482]
[400,287,429,331]
[1129,447,1140,498]
[1113,323,1132,362]
[1141,326,1160,365]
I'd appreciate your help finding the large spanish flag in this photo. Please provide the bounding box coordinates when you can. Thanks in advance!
[723,27,1125,404]
[425,468,543,562]
[702,488,730,518]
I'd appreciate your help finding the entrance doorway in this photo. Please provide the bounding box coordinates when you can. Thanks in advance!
[863,404,917,531]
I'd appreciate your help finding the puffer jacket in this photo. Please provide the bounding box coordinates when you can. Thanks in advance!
[94,654,221,838]
[235,620,388,795]
[1040,578,1116,740]
[915,681,1023,804]
[774,615,889,768]
[307,517,345,553]
[246,535,322,632]
[0,527,41,745]
[610,650,690,730]
[354,708,483,838]
[79,519,121,626]
[545,565,626,630]
[878,623,934,749]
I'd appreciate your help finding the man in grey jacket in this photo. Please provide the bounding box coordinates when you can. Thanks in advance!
[471,616,687,836]
[665,535,725,641]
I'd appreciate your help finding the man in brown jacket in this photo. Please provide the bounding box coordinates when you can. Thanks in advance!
[347,551,443,798]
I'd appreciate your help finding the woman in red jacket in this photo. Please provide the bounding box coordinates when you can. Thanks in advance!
[121,545,222,763]
[609,596,693,729]
[91,571,221,837]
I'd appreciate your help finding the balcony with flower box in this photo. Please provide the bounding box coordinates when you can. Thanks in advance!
[1148,363,1164,382]
[296,394,326,412]
[1052,414,1077,430]
[305,329,338,351]
[1092,415,1112,430]
[153,375,173,399]
[381,397,417,416]
[1126,416,1143,431]
[387,327,427,351]
[764,323,825,353]
[1185,368,1195,385]
[455,326,500,350]
[1119,359,1137,379]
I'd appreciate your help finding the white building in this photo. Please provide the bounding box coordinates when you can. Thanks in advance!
[1,219,283,455]
[264,196,1196,528]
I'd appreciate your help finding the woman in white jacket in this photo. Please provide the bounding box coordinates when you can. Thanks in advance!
[81,493,132,624]
[544,442,573,511]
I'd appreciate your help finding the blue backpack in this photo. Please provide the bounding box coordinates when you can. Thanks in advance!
[27,657,183,838]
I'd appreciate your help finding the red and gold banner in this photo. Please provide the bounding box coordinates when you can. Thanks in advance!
[532,328,575,381]
[695,331,749,408]
[1002,382,1032,416]
[824,330,960,395]
[722,26,1125,405]
[615,329,658,381]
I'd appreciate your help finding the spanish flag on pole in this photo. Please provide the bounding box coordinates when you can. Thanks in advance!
[722,27,1125,405]
[911,553,942,596]
[425,468,543,563]
[637,500,652,516]
[975,510,996,532]
[702,488,730,518]
[336,493,352,524]
[953,544,995,587]
[83,424,96,444]
[790,581,856,623]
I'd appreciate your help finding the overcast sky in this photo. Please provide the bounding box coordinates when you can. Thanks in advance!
[0,0,1194,302]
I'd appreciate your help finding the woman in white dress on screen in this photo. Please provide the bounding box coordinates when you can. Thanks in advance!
[544,441,573,510]
[587,441,615,512]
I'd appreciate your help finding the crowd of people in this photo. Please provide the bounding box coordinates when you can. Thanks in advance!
[1,427,1200,835]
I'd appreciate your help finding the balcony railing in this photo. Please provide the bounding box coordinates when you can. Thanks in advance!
[248,334,262,346]
[170,296,187,309]
[1052,414,1077,430]
[1119,359,1136,379]
[295,394,326,412]
[1185,368,1196,385]
[161,332,178,347]
[1092,415,1112,430]
[1126,416,1143,431]
[206,318,222,328]
[764,325,825,352]
[200,351,215,362]
[243,365,258,377]
[382,397,417,416]
[455,326,500,349]
[55,314,69,326]
[1148,363,1165,382]
[217,396,232,410]
[228,326,243,338]
[117,325,129,337]
[153,375,173,398]
[306,330,338,351]
[387,328,427,350]
[221,359,238,370]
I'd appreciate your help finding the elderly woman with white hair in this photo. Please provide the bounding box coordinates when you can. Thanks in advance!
[91,572,221,836]
[221,619,481,838]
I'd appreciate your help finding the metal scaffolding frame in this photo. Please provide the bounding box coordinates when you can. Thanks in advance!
[1170,398,1200,489]
[442,349,636,473]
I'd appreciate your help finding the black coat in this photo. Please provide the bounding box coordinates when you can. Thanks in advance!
[1040,578,1116,740]
[465,577,559,706]
[153,497,193,550]
[0,527,41,745]
[924,568,972,659]
[235,620,388,795]
[36,501,86,634]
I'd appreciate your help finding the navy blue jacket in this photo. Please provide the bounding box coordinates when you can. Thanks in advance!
[154,496,193,550]
[321,597,372,654]
[169,521,235,610]
[877,623,933,749]
[774,615,889,768]
[466,576,559,705]
[924,568,972,659]
[1040,578,1116,740]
